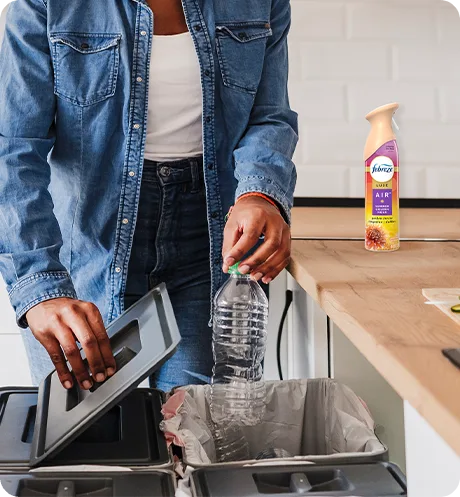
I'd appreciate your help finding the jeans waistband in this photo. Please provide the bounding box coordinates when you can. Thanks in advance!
[142,156,204,189]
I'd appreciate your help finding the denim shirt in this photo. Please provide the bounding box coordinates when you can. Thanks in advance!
[0,0,298,328]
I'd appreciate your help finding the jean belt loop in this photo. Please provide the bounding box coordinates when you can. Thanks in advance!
[191,158,199,192]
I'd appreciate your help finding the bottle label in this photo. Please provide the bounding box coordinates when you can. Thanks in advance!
[365,140,399,251]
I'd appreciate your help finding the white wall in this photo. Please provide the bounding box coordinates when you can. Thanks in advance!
[288,0,460,198]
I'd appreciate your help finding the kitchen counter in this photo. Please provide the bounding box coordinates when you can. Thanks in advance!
[288,207,460,457]
[291,206,460,240]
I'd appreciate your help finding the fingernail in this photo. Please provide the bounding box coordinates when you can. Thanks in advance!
[95,373,105,383]
[239,265,250,274]
[252,272,263,281]
[82,380,92,390]
[107,367,116,376]
[225,257,235,266]
[64,381,72,389]
[263,277,273,284]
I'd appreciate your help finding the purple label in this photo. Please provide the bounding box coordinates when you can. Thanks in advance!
[373,189,392,215]
[366,140,399,166]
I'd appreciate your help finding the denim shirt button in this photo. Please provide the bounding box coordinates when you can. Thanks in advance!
[140,30,147,36]
[214,258,220,266]
[207,163,214,170]
[206,116,211,123]
[204,69,210,77]
[211,211,219,219]
[122,218,129,225]
[133,123,140,129]
[115,267,121,273]
[194,24,201,31]
[128,171,135,177]
[80,43,89,49]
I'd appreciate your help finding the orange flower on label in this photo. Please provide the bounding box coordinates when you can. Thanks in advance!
[365,224,387,250]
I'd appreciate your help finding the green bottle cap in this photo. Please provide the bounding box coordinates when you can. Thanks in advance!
[228,262,241,275]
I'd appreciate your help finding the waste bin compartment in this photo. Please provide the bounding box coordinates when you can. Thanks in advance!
[0,285,181,471]
[0,387,169,468]
[190,462,407,497]
[0,470,176,497]
[165,379,388,467]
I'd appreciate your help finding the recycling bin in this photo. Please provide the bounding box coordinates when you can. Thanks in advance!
[0,286,180,473]
[0,471,176,497]
[0,463,407,497]
[190,462,407,496]
[169,378,389,468]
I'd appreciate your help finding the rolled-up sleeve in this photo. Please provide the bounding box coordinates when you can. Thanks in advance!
[233,0,298,223]
[0,0,77,328]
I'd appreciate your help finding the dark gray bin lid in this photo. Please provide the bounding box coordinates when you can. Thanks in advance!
[29,283,181,467]
[0,470,176,496]
[190,462,407,496]
[0,387,170,468]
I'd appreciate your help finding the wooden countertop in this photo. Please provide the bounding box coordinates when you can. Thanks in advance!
[289,208,460,457]
[291,207,460,240]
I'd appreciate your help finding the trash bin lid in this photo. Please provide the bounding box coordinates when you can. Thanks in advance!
[190,462,407,496]
[29,283,181,467]
[0,470,176,496]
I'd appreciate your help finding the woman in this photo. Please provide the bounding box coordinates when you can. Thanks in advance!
[0,0,297,391]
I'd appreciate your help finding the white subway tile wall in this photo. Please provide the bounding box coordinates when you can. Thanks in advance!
[0,0,459,384]
[289,0,460,198]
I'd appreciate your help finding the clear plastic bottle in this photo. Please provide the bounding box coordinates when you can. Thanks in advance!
[210,262,268,428]
[212,423,250,463]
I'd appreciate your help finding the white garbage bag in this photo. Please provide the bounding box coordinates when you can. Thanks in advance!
[160,378,386,470]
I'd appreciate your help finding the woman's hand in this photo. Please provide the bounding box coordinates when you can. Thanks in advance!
[222,196,290,284]
[26,298,116,390]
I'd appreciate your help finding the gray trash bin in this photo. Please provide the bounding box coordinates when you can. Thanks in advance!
[0,471,176,497]
[0,286,181,472]
[167,379,388,468]
[1,463,406,497]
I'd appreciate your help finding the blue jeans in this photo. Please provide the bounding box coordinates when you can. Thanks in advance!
[22,157,213,392]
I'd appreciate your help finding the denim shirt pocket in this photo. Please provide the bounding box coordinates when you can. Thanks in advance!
[215,22,272,95]
[49,32,121,107]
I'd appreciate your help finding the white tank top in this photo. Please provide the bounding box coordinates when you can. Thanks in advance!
[143,31,203,163]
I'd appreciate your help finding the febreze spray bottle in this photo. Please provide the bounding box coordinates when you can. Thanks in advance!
[364,103,400,252]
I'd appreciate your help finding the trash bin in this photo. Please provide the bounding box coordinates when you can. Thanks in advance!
[190,462,407,496]
[0,386,169,468]
[0,471,176,497]
[0,286,180,475]
[0,464,406,497]
[159,380,407,496]
[165,379,388,468]
[0,284,407,496]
